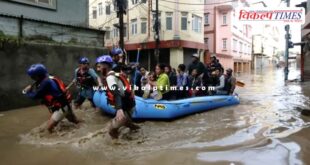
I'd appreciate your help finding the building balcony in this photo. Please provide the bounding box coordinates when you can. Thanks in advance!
[217,4,233,11]
[216,0,238,11]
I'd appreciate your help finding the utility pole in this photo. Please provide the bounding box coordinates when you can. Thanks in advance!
[154,0,160,64]
[117,0,126,50]
[284,0,290,81]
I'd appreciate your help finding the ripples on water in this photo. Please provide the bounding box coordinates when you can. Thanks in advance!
[19,67,310,164]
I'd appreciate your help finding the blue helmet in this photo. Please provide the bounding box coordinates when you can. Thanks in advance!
[96,55,113,65]
[79,57,89,64]
[27,64,48,77]
[111,48,123,56]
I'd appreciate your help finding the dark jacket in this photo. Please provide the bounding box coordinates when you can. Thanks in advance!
[188,61,205,76]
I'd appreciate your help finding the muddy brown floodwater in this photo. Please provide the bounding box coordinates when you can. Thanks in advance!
[1,67,310,165]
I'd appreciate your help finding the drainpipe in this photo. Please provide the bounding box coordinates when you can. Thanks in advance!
[214,6,217,54]
[148,0,151,40]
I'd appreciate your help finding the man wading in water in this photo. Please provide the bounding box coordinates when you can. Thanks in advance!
[22,64,80,133]
[96,55,140,139]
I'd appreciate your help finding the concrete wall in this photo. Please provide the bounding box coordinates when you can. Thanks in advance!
[0,42,107,111]
[0,0,89,26]
[0,15,105,47]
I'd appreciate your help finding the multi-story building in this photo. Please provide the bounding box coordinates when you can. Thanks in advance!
[252,25,280,70]
[298,0,310,81]
[89,0,205,70]
[204,0,252,73]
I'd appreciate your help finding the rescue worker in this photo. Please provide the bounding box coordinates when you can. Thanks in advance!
[96,55,140,139]
[110,47,125,73]
[223,68,236,95]
[188,53,205,76]
[71,57,102,109]
[214,68,236,95]
[209,55,223,72]
[22,64,80,133]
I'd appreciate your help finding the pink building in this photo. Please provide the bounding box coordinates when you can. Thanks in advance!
[204,0,252,73]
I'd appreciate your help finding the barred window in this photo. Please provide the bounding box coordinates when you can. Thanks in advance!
[10,0,57,10]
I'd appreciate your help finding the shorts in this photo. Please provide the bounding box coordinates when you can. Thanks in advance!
[51,105,77,123]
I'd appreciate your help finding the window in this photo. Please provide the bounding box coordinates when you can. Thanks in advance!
[141,18,147,34]
[205,38,209,48]
[124,25,127,37]
[222,38,227,50]
[204,13,209,25]
[10,0,57,10]
[239,42,243,53]
[132,0,138,4]
[222,14,227,25]
[92,7,97,19]
[106,4,111,15]
[233,39,237,51]
[98,3,103,16]
[113,28,119,38]
[131,19,138,35]
[192,15,202,33]
[181,12,188,30]
[248,46,251,54]
[106,31,110,39]
[166,12,173,30]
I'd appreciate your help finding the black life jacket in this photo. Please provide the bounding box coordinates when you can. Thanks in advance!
[76,68,97,88]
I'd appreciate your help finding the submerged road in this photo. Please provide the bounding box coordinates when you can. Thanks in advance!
[0,67,310,165]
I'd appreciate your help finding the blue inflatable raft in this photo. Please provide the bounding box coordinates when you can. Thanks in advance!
[93,91,240,120]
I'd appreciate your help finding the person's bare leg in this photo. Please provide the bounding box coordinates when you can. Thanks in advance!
[64,106,80,124]
[47,119,58,133]
[108,118,124,139]
[125,121,140,131]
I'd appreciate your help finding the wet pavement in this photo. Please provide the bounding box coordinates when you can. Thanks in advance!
[0,67,310,165]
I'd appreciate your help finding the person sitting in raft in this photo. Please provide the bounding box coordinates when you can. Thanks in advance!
[165,65,177,100]
[71,57,103,109]
[214,68,236,95]
[148,64,170,100]
[142,72,161,100]
[96,55,140,139]
[176,64,189,99]
[22,64,80,133]
[165,65,177,87]
[140,67,149,88]
[188,69,203,97]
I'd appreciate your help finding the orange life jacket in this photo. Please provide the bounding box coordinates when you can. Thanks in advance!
[105,73,135,108]
[42,76,72,110]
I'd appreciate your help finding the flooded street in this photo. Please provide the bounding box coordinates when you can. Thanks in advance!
[1,67,310,165]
